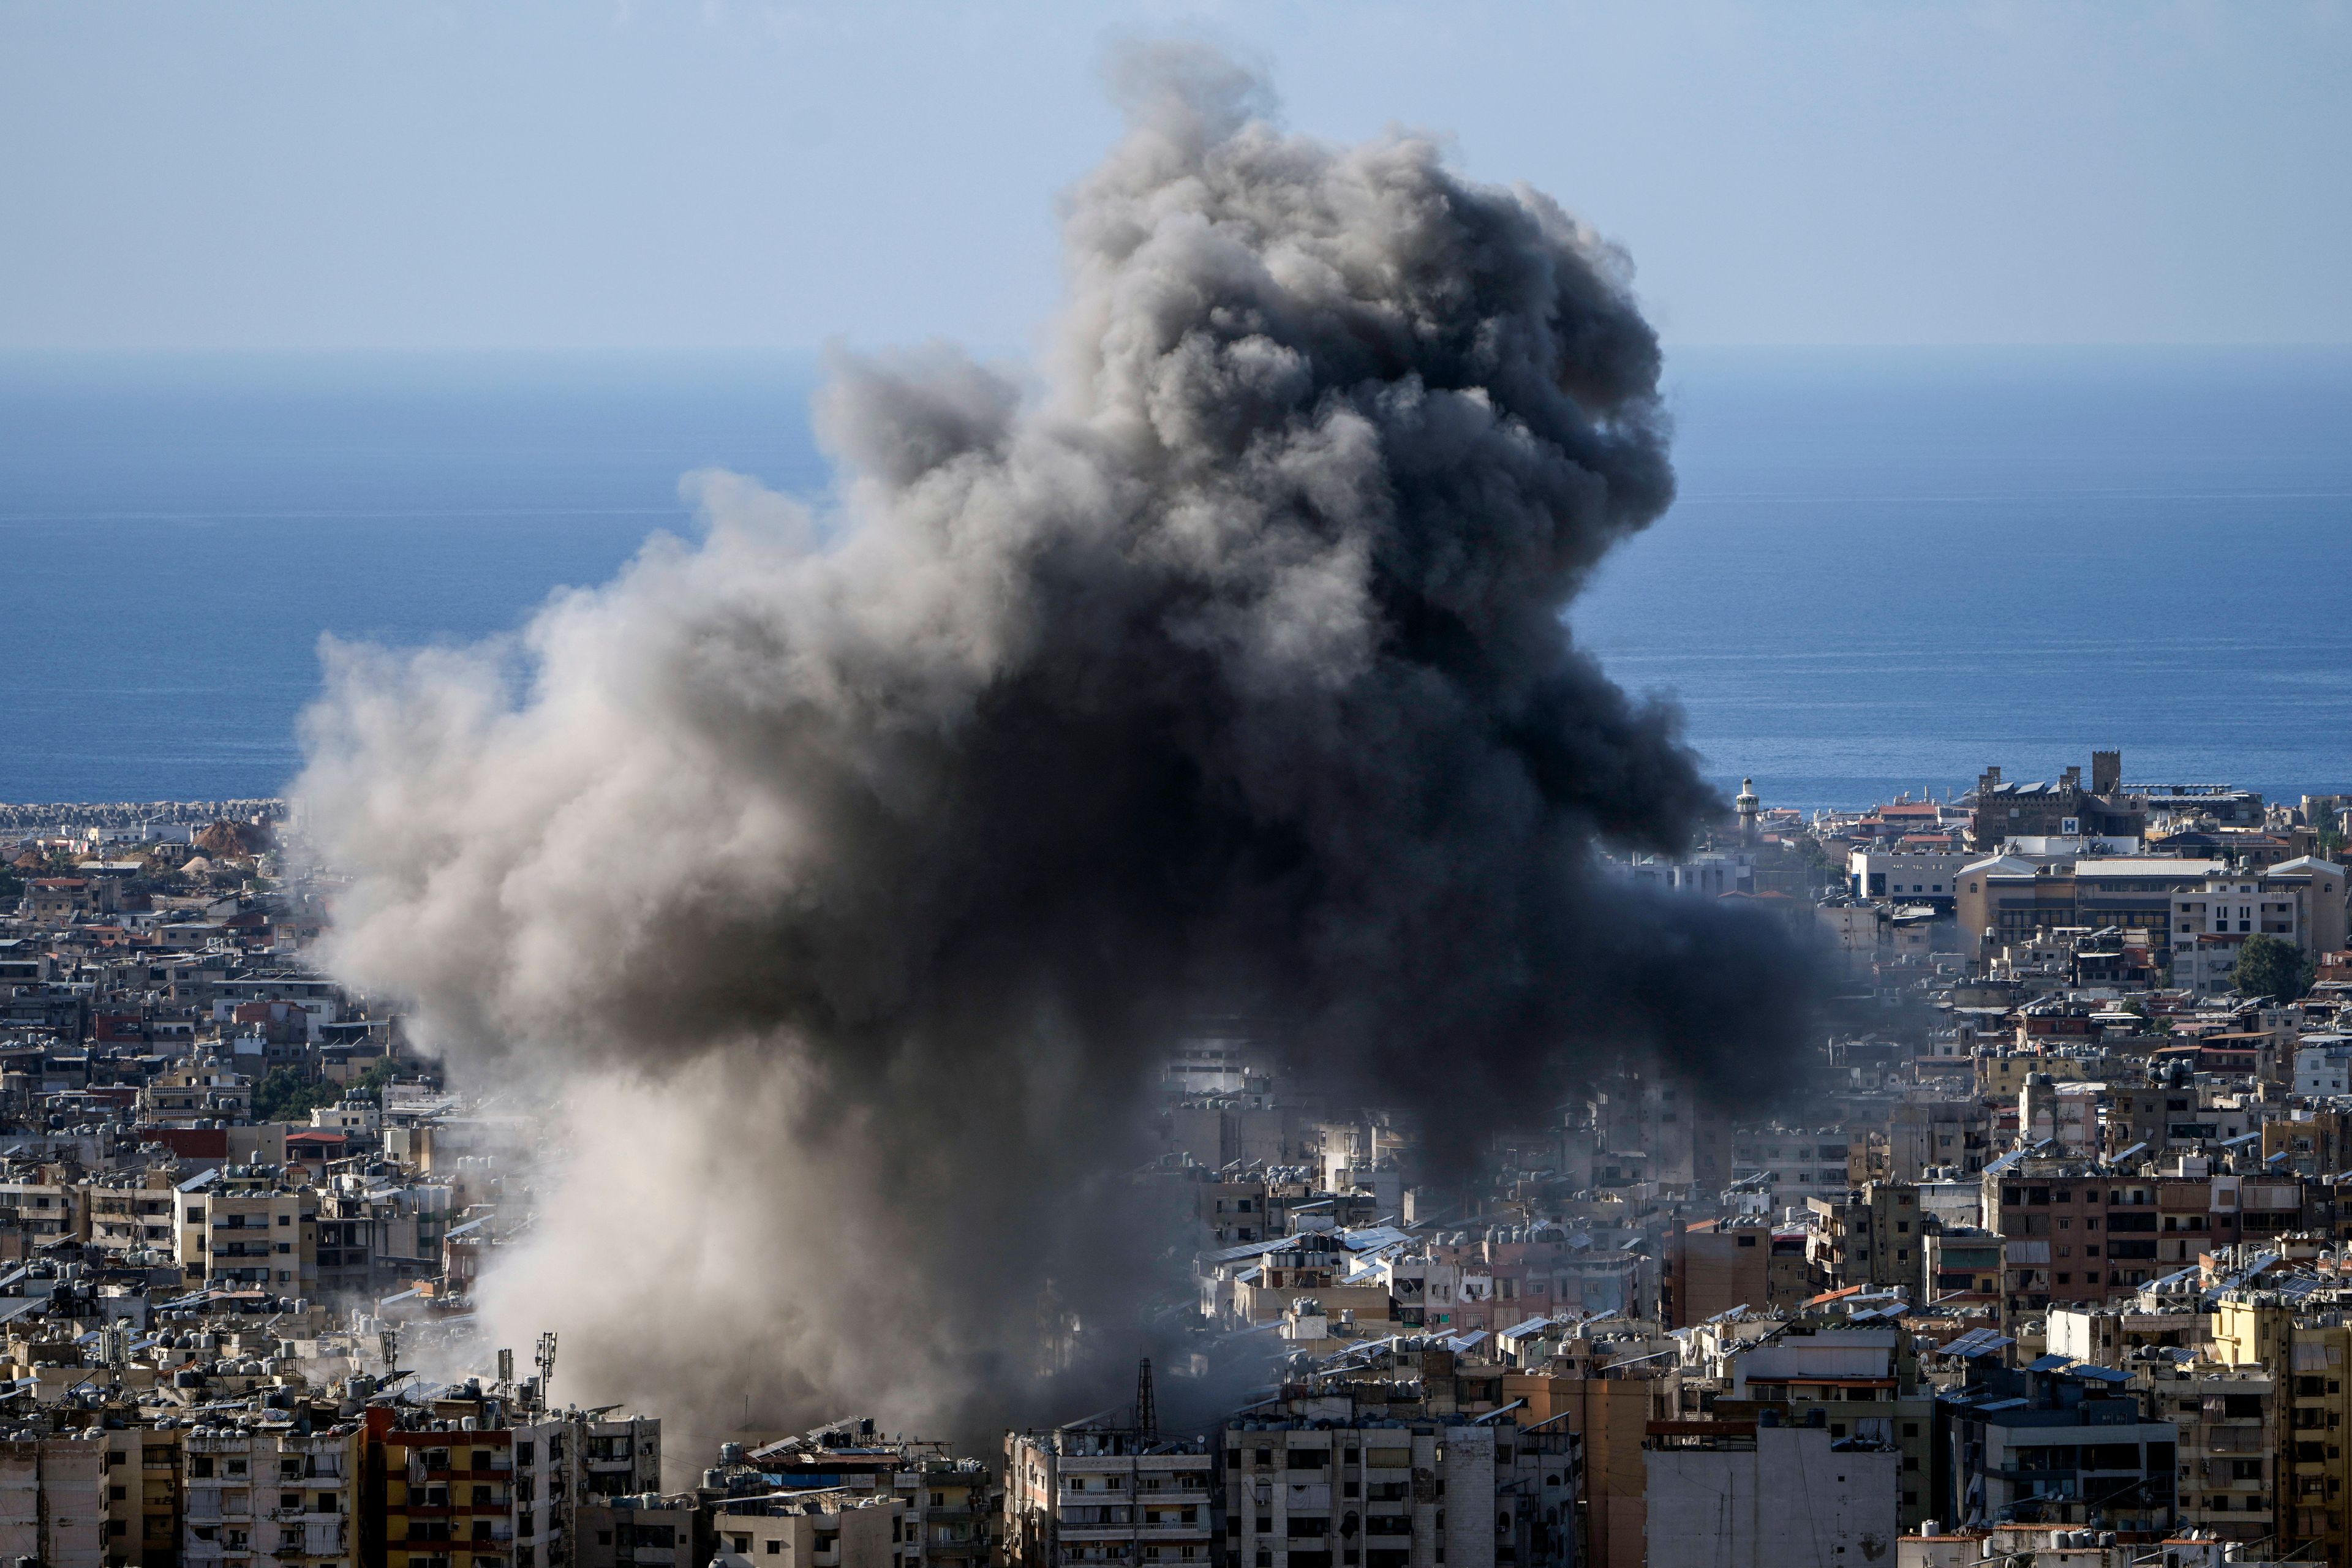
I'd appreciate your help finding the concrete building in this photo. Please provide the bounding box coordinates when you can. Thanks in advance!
[1921,1227,2002,1303]
[2169,861,2350,993]
[2293,1037,2352,1097]
[1004,1419,1214,1568]
[101,1422,185,1568]
[0,1433,108,1568]
[369,1416,519,1568]
[710,1493,903,1568]
[1218,1418,1574,1568]
[1936,1363,2178,1534]
[1849,851,1972,907]
[2209,1294,2352,1559]
[174,1165,315,1292]
[1985,1161,2165,1321]
[578,1495,697,1568]
[733,1421,997,1568]
[1803,1183,1927,1301]
[1955,856,2227,964]
[1642,1416,1898,1568]
[2139,1360,2274,1547]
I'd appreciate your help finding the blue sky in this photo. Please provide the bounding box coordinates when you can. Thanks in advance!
[4,1,2348,351]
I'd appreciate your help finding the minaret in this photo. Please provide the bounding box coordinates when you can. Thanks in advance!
[1735,777,1761,844]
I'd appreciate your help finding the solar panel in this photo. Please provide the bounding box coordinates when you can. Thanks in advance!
[2025,1352,2076,1372]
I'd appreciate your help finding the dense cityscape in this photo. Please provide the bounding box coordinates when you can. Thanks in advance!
[0,748,2342,1568]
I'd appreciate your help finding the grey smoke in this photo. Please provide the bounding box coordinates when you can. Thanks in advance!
[295,44,1811,1444]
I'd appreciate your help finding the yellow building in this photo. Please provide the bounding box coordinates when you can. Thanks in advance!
[2211,1297,2351,1559]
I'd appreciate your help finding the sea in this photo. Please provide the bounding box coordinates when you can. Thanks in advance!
[2,347,2348,813]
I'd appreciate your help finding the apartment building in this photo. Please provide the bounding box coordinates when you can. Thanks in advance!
[1003,1422,1214,1568]
[102,1422,184,1568]
[2210,1295,2352,1559]
[170,1425,359,1568]
[0,1168,87,1245]
[0,1433,107,1568]
[1985,1160,2168,1321]
[1700,1325,1933,1529]
[576,1418,660,1504]
[2171,860,2350,993]
[734,1427,995,1568]
[89,1170,180,1258]
[709,1493,904,1568]
[268,1428,361,1568]
[368,1418,518,1568]
[578,1495,696,1568]
[175,1166,315,1292]
[184,1428,268,1568]
[1803,1183,1927,1300]
[509,1418,572,1568]
[2139,1360,2274,1547]
[1218,1418,1575,1568]
[1935,1363,2179,1535]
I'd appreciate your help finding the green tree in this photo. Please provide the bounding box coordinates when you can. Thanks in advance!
[2231,933,2315,1001]
[347,1057,398,1105]
[252,1068,341,1124]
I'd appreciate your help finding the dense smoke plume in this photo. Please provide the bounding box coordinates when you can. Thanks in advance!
[295,46,1812,1442]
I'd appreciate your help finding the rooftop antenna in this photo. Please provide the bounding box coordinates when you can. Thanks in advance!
[378,1324,400,1380]
[1135,1357,1156,1442]
[497,1348,514,1390]
[535,1330,559,1406]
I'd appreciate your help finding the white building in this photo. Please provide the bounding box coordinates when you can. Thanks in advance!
[2294,1036,2352,1097]
[2019,1077,2101,1156]
[1849,851,1971,904]
[2168,859,2351,994]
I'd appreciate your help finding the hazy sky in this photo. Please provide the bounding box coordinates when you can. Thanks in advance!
[5,1,2348,352]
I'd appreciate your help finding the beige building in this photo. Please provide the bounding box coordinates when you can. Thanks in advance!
[175,1166,316,1292]
[580,1495,697,1568]
[1499,1371,1676,1568]
[0,1433,107,1568]
[0,1170,89,1245]
[89,1171,181,1259]
[2139,1360,2274,1547]
[102,1422,184,1568]
[711,1493,904,1568]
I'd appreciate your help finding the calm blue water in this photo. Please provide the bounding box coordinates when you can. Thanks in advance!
[2,348,2348,811]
